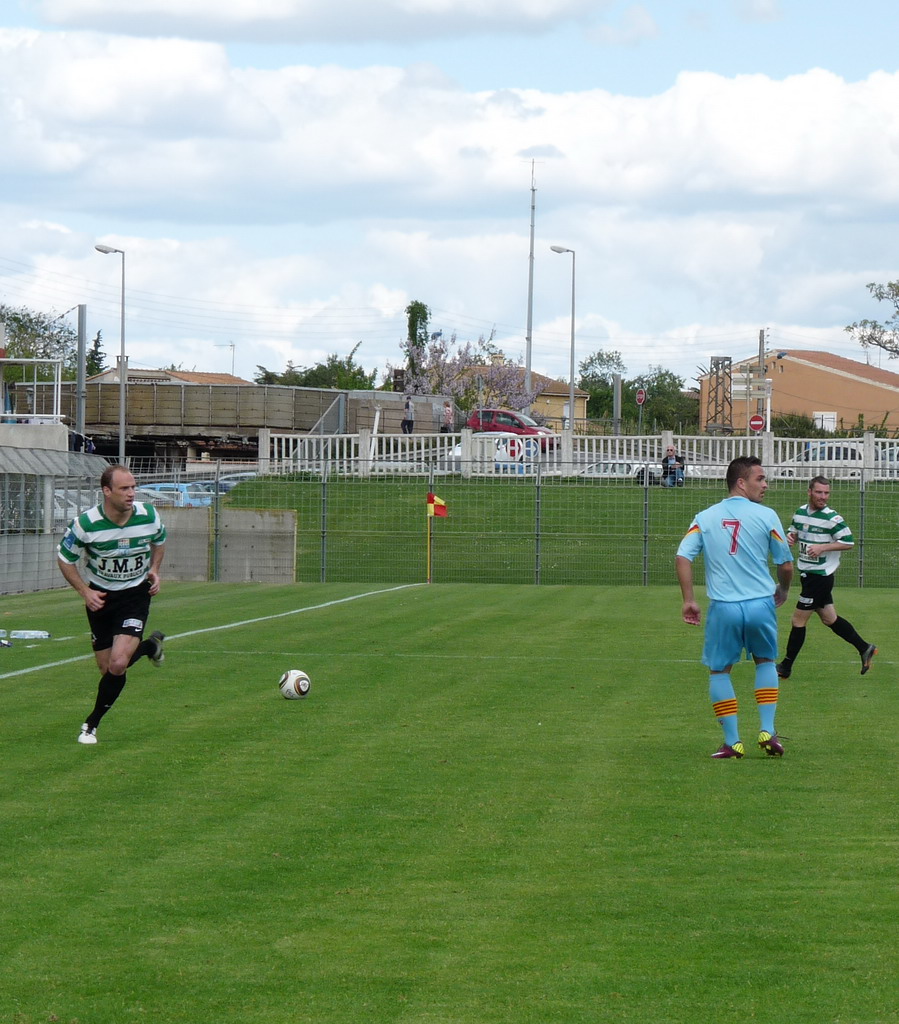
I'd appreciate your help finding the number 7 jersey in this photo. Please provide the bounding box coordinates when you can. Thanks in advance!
[677,495,792,602]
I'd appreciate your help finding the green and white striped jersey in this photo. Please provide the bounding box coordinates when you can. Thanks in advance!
[788,502,853,576]
[57,500,166,590]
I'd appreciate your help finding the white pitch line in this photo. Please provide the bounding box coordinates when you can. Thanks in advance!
[0,583,424,681]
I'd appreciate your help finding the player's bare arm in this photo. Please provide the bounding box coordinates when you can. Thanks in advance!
[675,555,701,625]
[804,541,852,560]
[773,561,793,608]
[147,543,166,596]
[58,559,106,612]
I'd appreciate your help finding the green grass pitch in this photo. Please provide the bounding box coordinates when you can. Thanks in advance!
[0,582,895,1024]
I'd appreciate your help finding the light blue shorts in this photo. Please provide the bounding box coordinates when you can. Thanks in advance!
[702,597,779,670]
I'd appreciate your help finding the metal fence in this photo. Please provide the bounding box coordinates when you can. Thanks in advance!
[3,433,899,593]
[200,466,895,588]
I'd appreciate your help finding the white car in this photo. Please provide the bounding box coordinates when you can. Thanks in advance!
[215,471,258,490]
[684,458,728,480]
[777,442,899,480]
[578,460,662,485]
[451,431,537,461]
[776,443,866,479]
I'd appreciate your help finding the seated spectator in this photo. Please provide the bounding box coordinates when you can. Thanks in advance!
[661,446,685,487]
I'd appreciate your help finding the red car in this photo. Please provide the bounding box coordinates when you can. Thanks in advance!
[465,408,556,449]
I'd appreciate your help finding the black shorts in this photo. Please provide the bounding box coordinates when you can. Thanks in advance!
[796,572,836,612]
[87,581,153,651]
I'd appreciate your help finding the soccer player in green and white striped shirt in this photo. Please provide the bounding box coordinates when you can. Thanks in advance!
[58,465,167,744]
[776,476,877,679]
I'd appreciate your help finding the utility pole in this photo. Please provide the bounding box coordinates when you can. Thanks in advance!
[524,160,536,408]
[76,304,87,436]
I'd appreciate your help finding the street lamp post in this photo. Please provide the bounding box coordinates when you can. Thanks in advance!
[94,244,126,464]
[550,245,576,431]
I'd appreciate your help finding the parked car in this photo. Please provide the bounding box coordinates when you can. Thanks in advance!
[451,431,531,461]
[465,409,556,449]
[52,491,81,529]
[684,457,728,481]
[436,431,536,473]
[578,460,661,485]
[133,487,180,507]
[777,442,899,480]
[215,471,258,490]
[776,443,868,479]
[190,479,231,494]
[139,481,214,507]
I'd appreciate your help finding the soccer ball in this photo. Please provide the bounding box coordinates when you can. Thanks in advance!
[279,669,311,700]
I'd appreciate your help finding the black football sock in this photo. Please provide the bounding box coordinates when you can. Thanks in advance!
[127,639,155,667]
[828,616,866,653]
[782,625,806,668]
[85,671,127,730]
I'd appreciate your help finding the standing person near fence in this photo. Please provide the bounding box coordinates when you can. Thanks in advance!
[776,476,877,680]
[440,400,453,433]
[676,456,793,759]
[58,465,167,745]
[401,395,415,434]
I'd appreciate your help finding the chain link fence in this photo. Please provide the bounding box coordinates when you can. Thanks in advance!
[172,466,899,587]
[3,447,898,593]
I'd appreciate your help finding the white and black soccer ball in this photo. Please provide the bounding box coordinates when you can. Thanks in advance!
[279,669,311,700]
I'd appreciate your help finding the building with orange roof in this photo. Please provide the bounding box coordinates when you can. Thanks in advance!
[698,349,899,433]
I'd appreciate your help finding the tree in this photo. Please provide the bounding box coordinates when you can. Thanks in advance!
[577,350,627,418]
[0,303,78,381]
[405,300,430,382]
[395,328,537,412]
[86,331,107,377]
[845,281,899,358]
[254,343,377,390]
[624,366,699,431]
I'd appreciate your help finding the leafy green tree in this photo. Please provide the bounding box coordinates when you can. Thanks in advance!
[405,300,430,382]
[0,303,78,381]
[86,331,107,377]
[577,350,627,417]
[254,343,377,389]
[771,412,831,438]
[624,366,699,431]
[845,281,899,358]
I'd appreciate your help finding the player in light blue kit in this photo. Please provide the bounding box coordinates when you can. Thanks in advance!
[676,456,793,759]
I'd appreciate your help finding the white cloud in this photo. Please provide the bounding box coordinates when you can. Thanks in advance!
[2,23,898,386]
[33,0,611,43]
[6,31,899,220]
[736,0,782,22]
[589,4,659,46]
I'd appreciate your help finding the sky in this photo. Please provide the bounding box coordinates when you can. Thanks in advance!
[2,0,899,393]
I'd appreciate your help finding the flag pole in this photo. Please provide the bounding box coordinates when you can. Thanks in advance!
[426,513,433,583]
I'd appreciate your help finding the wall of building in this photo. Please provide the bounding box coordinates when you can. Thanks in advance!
[700,356,899,432]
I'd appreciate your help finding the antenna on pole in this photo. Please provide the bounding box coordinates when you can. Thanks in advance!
[216,342,236,375]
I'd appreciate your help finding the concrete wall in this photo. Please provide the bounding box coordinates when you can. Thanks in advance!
[0,508,297,594]
[0,534,62,595]
[0,423,68,451]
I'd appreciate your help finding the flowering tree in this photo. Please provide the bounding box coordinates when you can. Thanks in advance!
[396,299,537,410]
[396,326,537,412]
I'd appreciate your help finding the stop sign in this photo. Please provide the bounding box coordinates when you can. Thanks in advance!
[749,414,765,432]
[636,388,646,406]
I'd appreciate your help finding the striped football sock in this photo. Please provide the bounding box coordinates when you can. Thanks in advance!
[710,672,739,746]
[755,661,779,734]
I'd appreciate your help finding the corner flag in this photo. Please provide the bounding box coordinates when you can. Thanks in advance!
[427,493,448,517]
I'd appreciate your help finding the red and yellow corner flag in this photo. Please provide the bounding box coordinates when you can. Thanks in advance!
[427,492,448,517]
